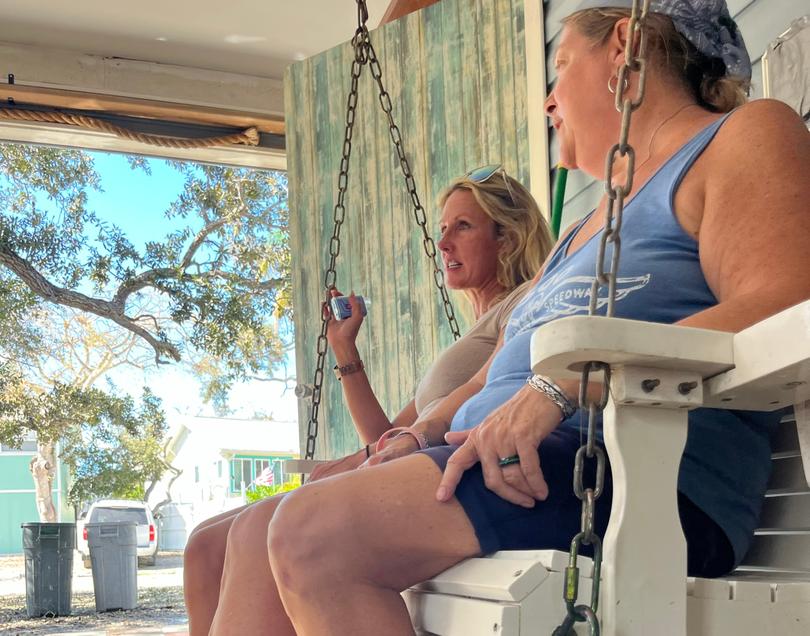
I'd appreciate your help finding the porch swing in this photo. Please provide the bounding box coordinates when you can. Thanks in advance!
[298,1,810,634]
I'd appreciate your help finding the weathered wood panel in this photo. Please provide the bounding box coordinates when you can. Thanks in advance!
[285,0,530,459]
[542,0,809,230]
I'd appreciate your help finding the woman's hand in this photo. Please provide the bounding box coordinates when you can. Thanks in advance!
[309,448,368,482]
[436,385,563,507]
[325,288,365,353]
[361,433,420,468]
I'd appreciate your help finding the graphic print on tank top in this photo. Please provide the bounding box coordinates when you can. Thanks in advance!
[506,260,652,337]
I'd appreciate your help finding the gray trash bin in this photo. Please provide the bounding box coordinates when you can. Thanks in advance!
[21,522,76,617]
[87,521,138,611]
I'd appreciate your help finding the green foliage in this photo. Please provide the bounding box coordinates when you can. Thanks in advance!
[245,475,302,503]
[0,144,293,388]
[0,365,168,505]
[0,142,293,502]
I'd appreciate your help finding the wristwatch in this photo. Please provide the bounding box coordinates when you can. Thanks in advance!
[333,359,364,380]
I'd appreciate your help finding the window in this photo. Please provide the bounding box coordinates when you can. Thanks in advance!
[194,466,200,483]
[273,460,284,486]
[89,507,148,525]
[230,458,253,493]
[228,456,294,493]
[1,440,38,452]
[217,460,223,478]
[255,459,270,477]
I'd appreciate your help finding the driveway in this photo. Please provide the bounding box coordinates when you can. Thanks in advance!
[0,552,188,635]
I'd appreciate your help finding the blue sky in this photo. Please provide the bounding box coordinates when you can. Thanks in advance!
[84,151,298,426]
[85,154,188,251]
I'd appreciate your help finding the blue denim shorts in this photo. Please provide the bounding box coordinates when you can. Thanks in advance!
[420,426,734,577]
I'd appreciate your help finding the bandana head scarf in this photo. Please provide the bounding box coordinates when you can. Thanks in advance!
[573,0,752,81]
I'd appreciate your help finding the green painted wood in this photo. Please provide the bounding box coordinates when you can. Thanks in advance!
[285,0,531,459]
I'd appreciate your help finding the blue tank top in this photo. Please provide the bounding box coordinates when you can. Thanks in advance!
[451,113,778,566]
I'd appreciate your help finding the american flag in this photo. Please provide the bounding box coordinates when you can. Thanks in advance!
[254,465,275,487]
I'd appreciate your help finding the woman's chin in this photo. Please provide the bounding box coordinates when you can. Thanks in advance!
[443,273,465,290]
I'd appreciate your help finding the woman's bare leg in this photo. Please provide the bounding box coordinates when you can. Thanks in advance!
[184,505,248,635]
[208,493,294,635]
[264,454,482,636]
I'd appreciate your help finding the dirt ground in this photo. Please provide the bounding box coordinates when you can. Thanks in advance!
[0,552,188,635]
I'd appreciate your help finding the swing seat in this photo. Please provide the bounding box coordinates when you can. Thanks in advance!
[405,300,810,635]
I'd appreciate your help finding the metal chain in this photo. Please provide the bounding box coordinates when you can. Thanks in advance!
[304,0,460,461]
[304,13,368,461]
[365,38,461,340]
[554,1,651,633]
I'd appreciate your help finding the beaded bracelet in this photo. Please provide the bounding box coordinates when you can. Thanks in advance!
[375,427,429,453]
[526,374,578,420]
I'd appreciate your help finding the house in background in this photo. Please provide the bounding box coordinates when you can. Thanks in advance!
[148,415,299,550]
[0,431,72,555]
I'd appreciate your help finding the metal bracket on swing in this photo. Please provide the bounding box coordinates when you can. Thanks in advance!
[302,0,461,462]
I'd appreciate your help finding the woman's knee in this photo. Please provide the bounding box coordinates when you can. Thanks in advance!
[185,522,229,578]
[267,487,357,591]
[224,495,285,564]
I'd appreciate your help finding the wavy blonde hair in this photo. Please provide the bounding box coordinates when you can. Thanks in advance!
[564,9,749,113]
[438,170,554,296]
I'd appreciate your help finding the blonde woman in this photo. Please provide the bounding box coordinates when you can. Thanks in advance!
[184,167,553,635]
[324,166,554,450]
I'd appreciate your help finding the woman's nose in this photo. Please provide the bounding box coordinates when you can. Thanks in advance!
[438,233,450,252]
[544,92,557,118]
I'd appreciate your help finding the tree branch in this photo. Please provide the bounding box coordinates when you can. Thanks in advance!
[0,245,180,363]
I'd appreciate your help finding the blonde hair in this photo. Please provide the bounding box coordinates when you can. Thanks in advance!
[438,171,554,295]
[564,9,749,113]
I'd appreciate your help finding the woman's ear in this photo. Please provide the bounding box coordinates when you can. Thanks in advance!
[608,17,633,70]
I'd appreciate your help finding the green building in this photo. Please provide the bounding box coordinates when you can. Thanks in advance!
[0,434,73,555]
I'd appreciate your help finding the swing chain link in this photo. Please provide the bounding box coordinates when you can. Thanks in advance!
[365,36,461,341]
[305,0,459,461]
[554,1,650,633]
[304,9,368,461]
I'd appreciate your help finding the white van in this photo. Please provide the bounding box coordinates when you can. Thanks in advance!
[77,499,158,567]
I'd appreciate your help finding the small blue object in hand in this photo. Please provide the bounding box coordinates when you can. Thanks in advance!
[330,295,368,320]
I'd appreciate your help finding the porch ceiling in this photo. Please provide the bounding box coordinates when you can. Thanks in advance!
[0,0,391,79]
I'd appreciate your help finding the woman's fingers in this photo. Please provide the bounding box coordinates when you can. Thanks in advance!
[436,441,478,502]
[444,429,471,445]
[345,292,365,326]
[517,443,549,500]
[478,443,536,508]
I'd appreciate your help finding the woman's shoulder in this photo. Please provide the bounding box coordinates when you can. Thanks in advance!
[709,99,807,163]
[492,280,535,329]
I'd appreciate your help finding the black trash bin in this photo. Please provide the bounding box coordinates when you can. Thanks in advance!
[21,522,76,618]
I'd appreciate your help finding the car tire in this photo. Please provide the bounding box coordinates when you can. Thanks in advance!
[139,555,157,567]
[83,557,91,569]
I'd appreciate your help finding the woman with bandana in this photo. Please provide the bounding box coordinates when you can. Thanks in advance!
[207,2,810,634]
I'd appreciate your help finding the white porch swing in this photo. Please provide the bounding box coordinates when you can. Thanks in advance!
[404,304,810,635]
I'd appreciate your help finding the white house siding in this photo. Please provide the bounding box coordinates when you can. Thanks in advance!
[148,416,299,550]
[542,0,809,229]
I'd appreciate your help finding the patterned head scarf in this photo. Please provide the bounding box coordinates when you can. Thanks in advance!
[573,0,752,81]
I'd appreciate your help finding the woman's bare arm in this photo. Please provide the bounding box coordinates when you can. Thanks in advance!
[684,100,810,332]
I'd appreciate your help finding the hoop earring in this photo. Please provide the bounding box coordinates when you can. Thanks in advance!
[608,74,630,95]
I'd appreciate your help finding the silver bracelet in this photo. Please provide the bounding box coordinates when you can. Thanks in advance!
[526,374,578,420]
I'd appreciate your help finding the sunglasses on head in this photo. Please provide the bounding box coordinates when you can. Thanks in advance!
[464,164,516,206]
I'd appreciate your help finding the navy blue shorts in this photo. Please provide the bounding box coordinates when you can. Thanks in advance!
[420,427,734,578]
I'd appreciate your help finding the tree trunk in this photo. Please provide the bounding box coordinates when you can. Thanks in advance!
[30,442,57,522]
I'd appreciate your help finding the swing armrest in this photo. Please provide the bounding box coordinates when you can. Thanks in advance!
[530,300,810,411]
[282,459,330,474]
